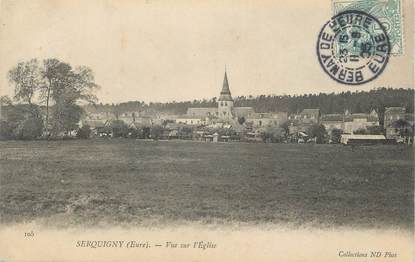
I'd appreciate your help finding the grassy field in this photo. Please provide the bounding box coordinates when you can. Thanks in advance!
[0,139,413,229]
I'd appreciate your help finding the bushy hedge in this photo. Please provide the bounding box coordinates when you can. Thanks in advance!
[76,124,92,139]
[1,117,43,140]
[0,120,15,140]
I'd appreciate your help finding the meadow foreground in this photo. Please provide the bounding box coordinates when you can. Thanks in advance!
[0,139,413,229]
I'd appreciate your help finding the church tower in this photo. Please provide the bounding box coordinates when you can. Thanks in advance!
[218,70,234,119]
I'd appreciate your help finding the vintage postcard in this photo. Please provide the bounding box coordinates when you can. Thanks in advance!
[0,0,413,261]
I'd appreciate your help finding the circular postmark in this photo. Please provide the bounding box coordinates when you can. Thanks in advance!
[317,10,391,85]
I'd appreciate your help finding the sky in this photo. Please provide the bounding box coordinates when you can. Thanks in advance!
[0,0,413,104]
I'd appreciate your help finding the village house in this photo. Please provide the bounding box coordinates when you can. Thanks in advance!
[117,111,140,124]
[86,110,116,121]
[175,115,207,125]
[80,119,111,136]
[321,109,380,134]
[343,109,379,134]
[320,113,344,133]
[383,107,414,140]
[245,112,288,128]
[297,109,320,124]
[340,134,387,145]
[81,107,160,134]
[288,109,320,135]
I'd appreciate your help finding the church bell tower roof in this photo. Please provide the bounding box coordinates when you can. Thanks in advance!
[218,71,233,101]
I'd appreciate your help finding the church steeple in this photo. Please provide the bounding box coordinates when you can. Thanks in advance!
[218,70,233,101]
[221,71,231,95]
[217,68,234,120]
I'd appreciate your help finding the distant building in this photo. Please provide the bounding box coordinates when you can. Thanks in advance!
[133,116,154,126]
[245,112,288,128]
[384,107,414,140]
[288,109,320,134]
[176,115,206,125]
[118,111,140,124]
[340,134,386,145]
[187,108,217,118]
[321,109,380,134]
[384,107,406,128]
[320,113,344,133]
[343,109,379,134]
[298,109,320,124]
[82,107,159,129]
[86,111,116,121]
[80,119,111,136]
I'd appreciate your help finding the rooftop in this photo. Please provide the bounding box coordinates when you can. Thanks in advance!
[385,107,406,114]
[341,134,386,140]
[300,109,320,115]
[218,71,233,101]
[321,114,344,122]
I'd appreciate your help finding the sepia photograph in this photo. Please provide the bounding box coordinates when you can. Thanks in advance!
[0,0,413,261]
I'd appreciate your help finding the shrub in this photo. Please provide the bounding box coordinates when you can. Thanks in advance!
[150,125,164,140]
[366,125,384,135]
[76,124,91,139]
[128,128,141,138]
[307,124,327,144]
[330,128,343,143]
[14,117,44,140]
[237,116,246,125]
[178,126,193,139]
[0,120,14,140]
[142,127,151,139]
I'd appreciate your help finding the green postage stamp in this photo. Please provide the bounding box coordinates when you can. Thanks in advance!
[332,0,404,55]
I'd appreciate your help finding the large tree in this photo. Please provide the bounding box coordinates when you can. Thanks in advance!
[40,59,99,137]
[7,58,99,138]
[8,59,44,118]
[51,103,84,136]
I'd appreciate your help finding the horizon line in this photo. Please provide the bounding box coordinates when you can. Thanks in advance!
[91,86,413,105]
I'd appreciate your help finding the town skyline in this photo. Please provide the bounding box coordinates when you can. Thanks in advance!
[87,85,412,105]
